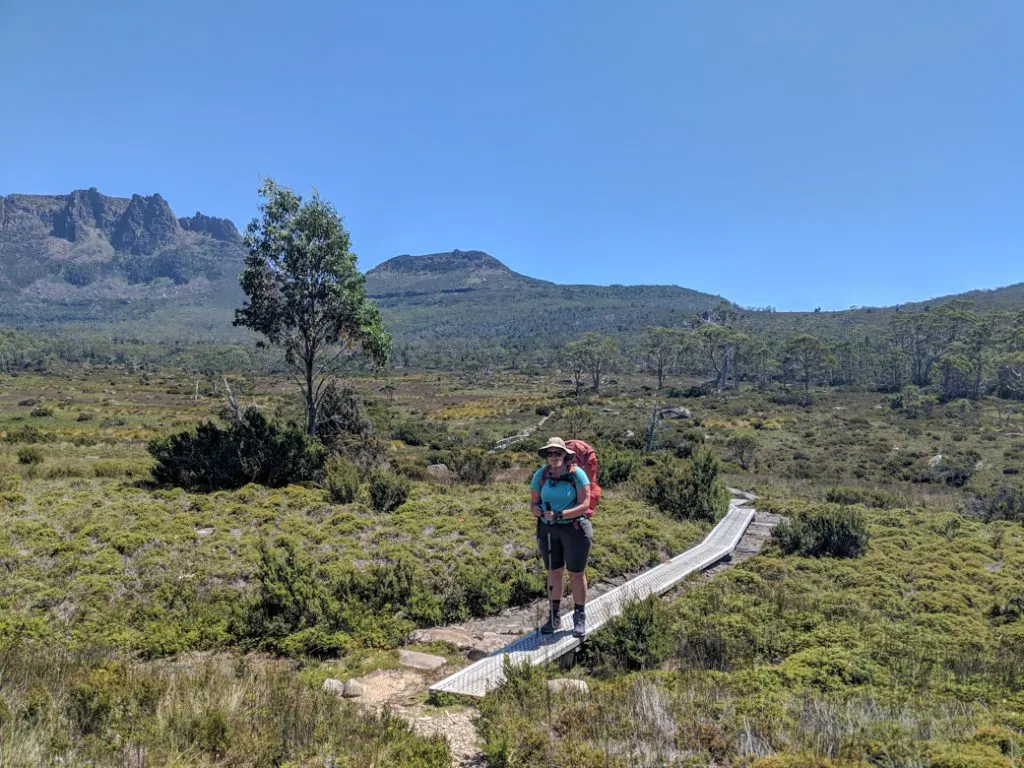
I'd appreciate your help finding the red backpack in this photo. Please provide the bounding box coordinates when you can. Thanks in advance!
[565,439,602,517]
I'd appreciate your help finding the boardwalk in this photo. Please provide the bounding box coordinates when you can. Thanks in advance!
[429,498,756,698]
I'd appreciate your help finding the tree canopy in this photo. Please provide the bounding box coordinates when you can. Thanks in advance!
[234,179,391,435]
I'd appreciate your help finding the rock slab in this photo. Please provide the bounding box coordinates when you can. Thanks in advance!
[399,650,447,671]
[322,678,345,695]
[409,629,475,649]
[343,679,365,698]
[547,679,589,695]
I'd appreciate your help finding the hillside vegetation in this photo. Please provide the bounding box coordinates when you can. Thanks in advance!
[1,359,1024,765]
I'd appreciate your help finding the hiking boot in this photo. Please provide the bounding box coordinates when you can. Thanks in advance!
[540,603,560,634]
[572,609,586,639]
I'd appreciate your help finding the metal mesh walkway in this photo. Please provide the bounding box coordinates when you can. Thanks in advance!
[429,498,756,698]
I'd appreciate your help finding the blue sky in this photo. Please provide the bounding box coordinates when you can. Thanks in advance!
[1,0,1021,310]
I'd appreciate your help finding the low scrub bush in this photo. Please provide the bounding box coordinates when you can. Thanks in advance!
[642,448,728,522]
[825,486,905,509]
[75,411,95,422]
[450,448,495,485]
[727,429,758,470]
[599,445,639,486]
[580,594,674,673]
[772,504,869,558]
[968,484,1024,522]
[368,470,411,512]
[29,406,53,418]
[323,458,360,503]
[2,426,52,444]
[147,407,323,491]
[17,446,43,465]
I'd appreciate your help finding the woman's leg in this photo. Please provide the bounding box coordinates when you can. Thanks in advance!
[565,520,593,637]
[568,570,587,605]
[549,566,565,602]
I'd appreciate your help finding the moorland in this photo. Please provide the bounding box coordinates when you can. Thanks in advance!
[2,183,1024,767]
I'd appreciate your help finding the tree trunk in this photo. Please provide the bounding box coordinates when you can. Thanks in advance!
[305,355,317,437]
[716,347,730,391]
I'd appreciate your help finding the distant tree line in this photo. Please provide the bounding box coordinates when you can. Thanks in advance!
[391,299,1024,403]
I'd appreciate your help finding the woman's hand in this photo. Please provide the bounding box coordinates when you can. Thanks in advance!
[531,503,543,518]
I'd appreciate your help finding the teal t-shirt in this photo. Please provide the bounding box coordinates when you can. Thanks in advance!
[530,466,590,513]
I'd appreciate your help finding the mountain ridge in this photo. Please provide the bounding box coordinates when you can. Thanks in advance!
[1,188,1022,349]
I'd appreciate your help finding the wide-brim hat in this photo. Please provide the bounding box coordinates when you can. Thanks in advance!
[538,437,575,458]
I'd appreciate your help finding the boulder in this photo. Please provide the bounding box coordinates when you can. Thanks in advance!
[321,678,345,695]
[547,679,589,695]
[342,679,365,698]
[195,527,214,537]
[928,454,943,468]
[398,650,447,671]
[467,646,490,661]
[659,407,692,420]
[409,629,475,649]
[426,464,454,481]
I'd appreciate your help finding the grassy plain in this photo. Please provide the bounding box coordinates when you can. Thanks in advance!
[1,362,1023,766]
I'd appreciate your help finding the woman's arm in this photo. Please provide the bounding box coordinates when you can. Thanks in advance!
[530,488,543,517]
[565,481,591,519]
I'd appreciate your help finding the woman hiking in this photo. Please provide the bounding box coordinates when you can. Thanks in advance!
[530,437,592,638]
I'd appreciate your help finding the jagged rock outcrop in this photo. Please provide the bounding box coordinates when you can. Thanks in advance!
[110,194,181,254]
[180,212,243,244]
[0,188,247,324]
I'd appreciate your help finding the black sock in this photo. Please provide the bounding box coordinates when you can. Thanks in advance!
[550,600,560,617]
[574,603,585,616]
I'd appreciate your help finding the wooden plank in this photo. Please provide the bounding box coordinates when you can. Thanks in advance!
[429,499,756,699]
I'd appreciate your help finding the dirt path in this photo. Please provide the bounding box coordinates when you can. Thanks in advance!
[341,492,782,768]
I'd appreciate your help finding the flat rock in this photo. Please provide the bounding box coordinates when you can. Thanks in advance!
[322,678,345,695]
[547,679,589,695]
[409,629,475,649]
[399,650,447,671]
[660,407,692,419]
[342,679,365,698]
[195,527,215,537]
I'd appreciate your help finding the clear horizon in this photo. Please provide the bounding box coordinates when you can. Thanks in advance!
[1,1,1021,312]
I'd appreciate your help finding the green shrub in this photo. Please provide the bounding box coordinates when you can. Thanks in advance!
[391,420,444,447]
[460,565,511,617]
[236,537,330,650]
[17,446,43,465]
[727,429,759,470]
[76,411,95,422]
[642,448,728,522]
[825,486,905,509]
[3,426,51,444]
[29,406,53,418]
[94,461,135,478]
[772,504,869,558]
[316,380,375,457]
[323,458,360,503]
[147,407,323,491]
[969,485,1024,522]
[368,470,411,512]
[580,594,674,672]
[599,445,638,486]
[450,448,495,485]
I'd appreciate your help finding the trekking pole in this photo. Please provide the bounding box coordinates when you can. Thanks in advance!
[545,502,555,631]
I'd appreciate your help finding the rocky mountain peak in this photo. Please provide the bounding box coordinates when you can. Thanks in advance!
[110,193,181,254]
[179,212,242,245]
[372,250,512,275]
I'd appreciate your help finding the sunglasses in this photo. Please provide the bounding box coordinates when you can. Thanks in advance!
[543,450,566,457]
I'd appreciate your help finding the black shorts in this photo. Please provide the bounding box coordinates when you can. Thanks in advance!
[537,518,593,573]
